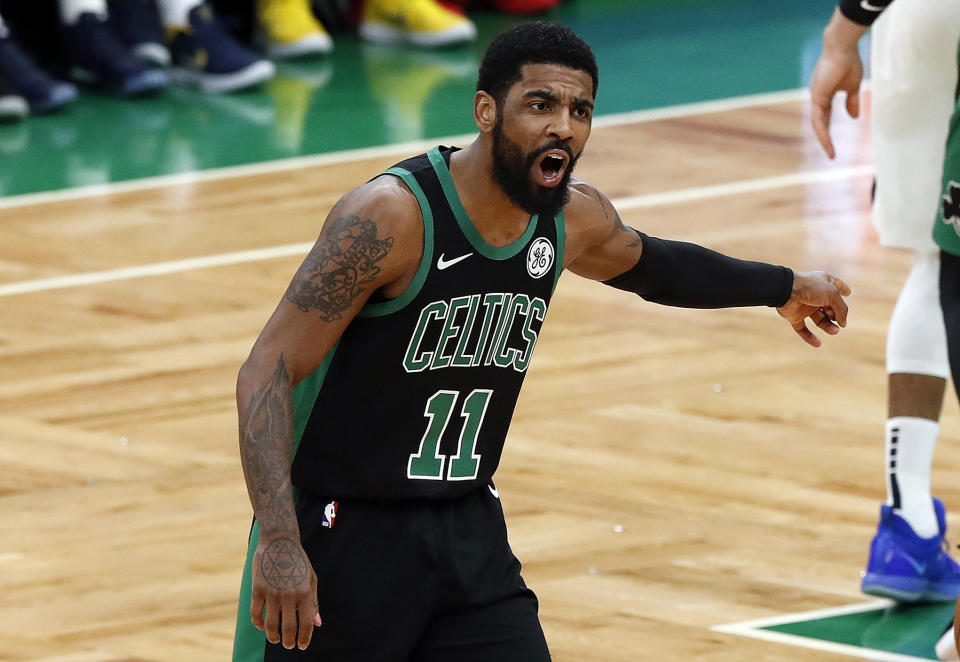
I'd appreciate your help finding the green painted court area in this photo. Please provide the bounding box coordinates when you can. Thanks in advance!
[717,601,957,661]
[0,0,842,197]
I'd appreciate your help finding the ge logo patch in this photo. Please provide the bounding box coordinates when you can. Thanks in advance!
[526,237,554,279]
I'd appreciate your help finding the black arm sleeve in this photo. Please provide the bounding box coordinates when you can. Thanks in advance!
[838,0,893,26]
[601,232,794,309]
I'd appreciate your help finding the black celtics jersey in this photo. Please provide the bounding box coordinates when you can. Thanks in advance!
[289,146,565,500]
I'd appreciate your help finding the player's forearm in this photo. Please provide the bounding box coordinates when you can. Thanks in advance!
[602,232,793,308]
[237,353,300,538]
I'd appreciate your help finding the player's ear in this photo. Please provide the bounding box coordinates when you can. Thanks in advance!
[475,91,497,134]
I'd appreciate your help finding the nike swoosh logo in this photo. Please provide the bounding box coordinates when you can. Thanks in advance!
[488,484,499,498]
[901,552,927,574]
[437,252,473,270]
[860,0,884,12]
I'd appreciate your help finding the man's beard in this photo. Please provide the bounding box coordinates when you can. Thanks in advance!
[491,118,580,218]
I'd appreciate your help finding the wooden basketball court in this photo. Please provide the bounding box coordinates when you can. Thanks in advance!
[2,91,956,661]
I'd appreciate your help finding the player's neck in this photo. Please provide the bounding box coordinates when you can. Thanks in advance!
[450,142,534,243]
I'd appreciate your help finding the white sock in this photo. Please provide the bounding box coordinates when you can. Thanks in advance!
[157,0,202,28]
[58,0,107,24]
[886,416,939,537]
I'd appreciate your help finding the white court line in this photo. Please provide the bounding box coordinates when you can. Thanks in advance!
[714,598,895,629]
[0,243,313,297]
[615,164,874,210]
[0,163,873,298]
[711,600,937,662]
[0,88,810,211]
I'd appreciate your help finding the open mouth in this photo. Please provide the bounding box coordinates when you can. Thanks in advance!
[534,151,569,187]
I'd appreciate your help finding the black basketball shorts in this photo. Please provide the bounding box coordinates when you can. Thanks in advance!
[232,484,550,662]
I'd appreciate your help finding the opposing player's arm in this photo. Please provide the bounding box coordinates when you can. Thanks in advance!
[236,175,423,649]
[563,182,851,347]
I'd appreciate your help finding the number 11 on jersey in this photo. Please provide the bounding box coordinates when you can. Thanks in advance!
[407,389,493,481]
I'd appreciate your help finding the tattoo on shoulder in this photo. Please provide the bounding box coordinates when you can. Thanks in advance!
[286,214,395,321]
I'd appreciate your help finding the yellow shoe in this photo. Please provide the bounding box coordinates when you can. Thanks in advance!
[359,0,477,48]
[258,0,333,59]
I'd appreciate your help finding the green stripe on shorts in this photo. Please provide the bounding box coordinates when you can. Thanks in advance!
[232,522,266,662]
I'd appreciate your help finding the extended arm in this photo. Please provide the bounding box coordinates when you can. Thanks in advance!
[564,184,850,346]
[237,178,421,650]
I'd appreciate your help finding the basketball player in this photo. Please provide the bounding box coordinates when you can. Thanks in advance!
[810,0,960,613]
[233,22,851,661]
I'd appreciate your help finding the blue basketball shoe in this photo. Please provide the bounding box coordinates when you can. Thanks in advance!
[168,4,275,94]
[861,498,960,602]
[64,12,168,96]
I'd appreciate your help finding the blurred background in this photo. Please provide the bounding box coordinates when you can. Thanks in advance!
[0,0,851,198]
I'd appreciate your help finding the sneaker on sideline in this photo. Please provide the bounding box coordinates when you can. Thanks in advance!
[360,0,476,48]
[109,0,171,67]
[0,23,77,113]
[168,4,275,93]
[862,498,960,602]
[258,0,333,59]
[64,12,169,96]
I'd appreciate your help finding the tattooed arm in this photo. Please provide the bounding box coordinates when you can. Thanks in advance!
[237,175,423,650]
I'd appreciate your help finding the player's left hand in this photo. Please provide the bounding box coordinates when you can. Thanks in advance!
[809,8,868,158]
[776,270,851,347]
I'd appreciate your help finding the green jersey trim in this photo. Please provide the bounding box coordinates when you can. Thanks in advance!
[359,168,435,318]
[427,146,539,260]
[553,210,565,292]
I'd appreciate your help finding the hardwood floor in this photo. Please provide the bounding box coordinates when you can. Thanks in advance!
[2,94,954,661]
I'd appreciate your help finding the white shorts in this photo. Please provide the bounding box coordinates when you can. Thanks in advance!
[871,0,960,251]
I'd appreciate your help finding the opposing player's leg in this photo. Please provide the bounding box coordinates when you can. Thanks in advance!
[862,0,960,603]
[932,38,960,660]
[862,250,958,601]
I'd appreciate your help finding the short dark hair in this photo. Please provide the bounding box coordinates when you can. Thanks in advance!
[477,22,598,106]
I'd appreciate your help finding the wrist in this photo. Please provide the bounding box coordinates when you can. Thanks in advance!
[257,526,301,543]
[824,7,869,50]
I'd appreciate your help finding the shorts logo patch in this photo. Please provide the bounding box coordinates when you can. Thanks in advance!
[942,181,960,237]
[527,237,554,279]
[322,500,339,528]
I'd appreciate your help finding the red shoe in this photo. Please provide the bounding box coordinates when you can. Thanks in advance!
[492,0,560,13]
